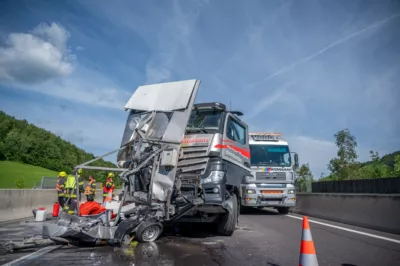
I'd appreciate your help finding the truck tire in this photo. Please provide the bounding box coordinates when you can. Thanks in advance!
[217,193,238,236]
[135,220,163,243]
[277,207,289,214]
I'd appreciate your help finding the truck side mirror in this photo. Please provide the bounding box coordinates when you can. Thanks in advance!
[294,153,299,168]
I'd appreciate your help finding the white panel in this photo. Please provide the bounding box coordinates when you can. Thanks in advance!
[124,79,198,111]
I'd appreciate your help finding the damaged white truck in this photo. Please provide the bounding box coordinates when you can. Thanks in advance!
[42,79,252,246]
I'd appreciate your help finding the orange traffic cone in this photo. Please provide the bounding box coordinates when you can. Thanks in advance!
[299,216,318,266]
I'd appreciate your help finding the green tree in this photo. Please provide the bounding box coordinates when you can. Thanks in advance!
[356,151,391,179]
[295,163,314,192]
[0,110,118,182]
[327,129,358,180]
[393,154,400,177]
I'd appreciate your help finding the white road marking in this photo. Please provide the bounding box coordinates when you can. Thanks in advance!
[3,245,61,266]
[286,214,400,244]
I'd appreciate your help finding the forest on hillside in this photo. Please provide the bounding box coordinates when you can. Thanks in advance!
[296,129,400,185]
[0,111,118,182]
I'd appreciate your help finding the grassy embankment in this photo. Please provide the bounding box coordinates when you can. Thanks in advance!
[0,161,58,188]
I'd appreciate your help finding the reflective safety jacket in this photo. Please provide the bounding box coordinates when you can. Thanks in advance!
[65,175,85,198]
[78,175,84,194]
[65,175,77,199]
[56,177,66,197]
[103,178,115,197]
[85,180,96,196]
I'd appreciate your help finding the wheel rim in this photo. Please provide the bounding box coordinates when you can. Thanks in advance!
[142,225,160,242]
[141,243,156,257]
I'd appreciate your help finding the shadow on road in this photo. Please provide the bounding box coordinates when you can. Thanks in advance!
[240,207,280,216]
[163,222,219,239]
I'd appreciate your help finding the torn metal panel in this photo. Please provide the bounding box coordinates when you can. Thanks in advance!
[162,80,201,143]
[124,79,198,111]
[150,146,180,201]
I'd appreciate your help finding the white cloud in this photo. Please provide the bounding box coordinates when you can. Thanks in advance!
[0,22,131,110]
[246,81,296,119]
[0,22,75,84]
[287,135,378,178]
[7,66,133,110]
[287,135,337,177]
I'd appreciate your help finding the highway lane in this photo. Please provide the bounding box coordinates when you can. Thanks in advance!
[1,208,399,265]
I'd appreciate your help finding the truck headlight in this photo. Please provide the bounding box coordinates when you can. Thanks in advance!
[288,189,295,194]
[246,189,256,194]
[201,170,225,184]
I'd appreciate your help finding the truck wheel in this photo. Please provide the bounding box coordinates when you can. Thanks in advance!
[277,207,289,214]
[135,220,163,243]
[135,242,160,260]
[217,193,238,236]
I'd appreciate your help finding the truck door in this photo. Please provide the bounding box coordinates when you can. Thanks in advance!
[222,114,251,169]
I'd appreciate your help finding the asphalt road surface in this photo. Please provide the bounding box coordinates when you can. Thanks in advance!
[1,208,400,266]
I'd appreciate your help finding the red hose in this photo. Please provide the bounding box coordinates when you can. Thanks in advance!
[79,202,106,216]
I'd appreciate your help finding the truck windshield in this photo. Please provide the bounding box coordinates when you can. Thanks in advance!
[186,110,222,133]
[250,144,292,167]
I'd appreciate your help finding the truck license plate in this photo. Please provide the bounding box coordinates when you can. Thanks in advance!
[261,190,282,194]
[266,201,279,205]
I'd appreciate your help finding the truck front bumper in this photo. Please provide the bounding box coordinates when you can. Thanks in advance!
[240,186,296,207]
[241,196,296,207]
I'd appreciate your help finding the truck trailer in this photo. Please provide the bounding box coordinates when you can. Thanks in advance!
[240,132,299,214]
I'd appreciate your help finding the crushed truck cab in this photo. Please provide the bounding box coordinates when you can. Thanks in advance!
[43,79,251,245]
[241,132,299,214]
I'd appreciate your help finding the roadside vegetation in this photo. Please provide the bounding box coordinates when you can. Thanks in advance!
[296,129,400,184]
[1,110,398,188]
[0,111,119,188]
[0,161,58,188]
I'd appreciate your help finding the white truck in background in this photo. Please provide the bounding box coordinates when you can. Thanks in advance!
[240,132,299,214]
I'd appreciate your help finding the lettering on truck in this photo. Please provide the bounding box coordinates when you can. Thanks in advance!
[181,138,210,146]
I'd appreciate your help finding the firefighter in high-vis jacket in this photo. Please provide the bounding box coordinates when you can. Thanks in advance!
[64,173,79,215]
[56,171,67,208]
[85,176,96,202]
[103,172,115,202]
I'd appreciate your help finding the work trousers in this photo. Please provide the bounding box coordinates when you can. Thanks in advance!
[64,198,77,215]
[58,196,65,208]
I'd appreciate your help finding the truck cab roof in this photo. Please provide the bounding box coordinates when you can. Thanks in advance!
[193,102,244,119]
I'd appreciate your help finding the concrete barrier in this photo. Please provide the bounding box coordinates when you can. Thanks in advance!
[292,193,400,235]
[0,189,122,222]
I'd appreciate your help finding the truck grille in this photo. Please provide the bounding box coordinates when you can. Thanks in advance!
[255,172,286,181]
[180,146,208,159]
[178,146,209,174]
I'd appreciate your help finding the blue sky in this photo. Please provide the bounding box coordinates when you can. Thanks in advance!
[0,0,399,177]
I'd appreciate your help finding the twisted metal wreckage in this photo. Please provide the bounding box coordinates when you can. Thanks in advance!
[41,79,222,246]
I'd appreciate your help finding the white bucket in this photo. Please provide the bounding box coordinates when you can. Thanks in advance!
[104,201,120,213]
[35,209,47,222]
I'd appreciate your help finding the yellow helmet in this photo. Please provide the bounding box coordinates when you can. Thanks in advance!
[78,168,83,174]
[107,172,115,178]
[59,171,67,177]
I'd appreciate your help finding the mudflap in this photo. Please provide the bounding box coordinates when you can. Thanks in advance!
[221,193,235,214]
[217,193,238,236]
[113,218,141,244]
